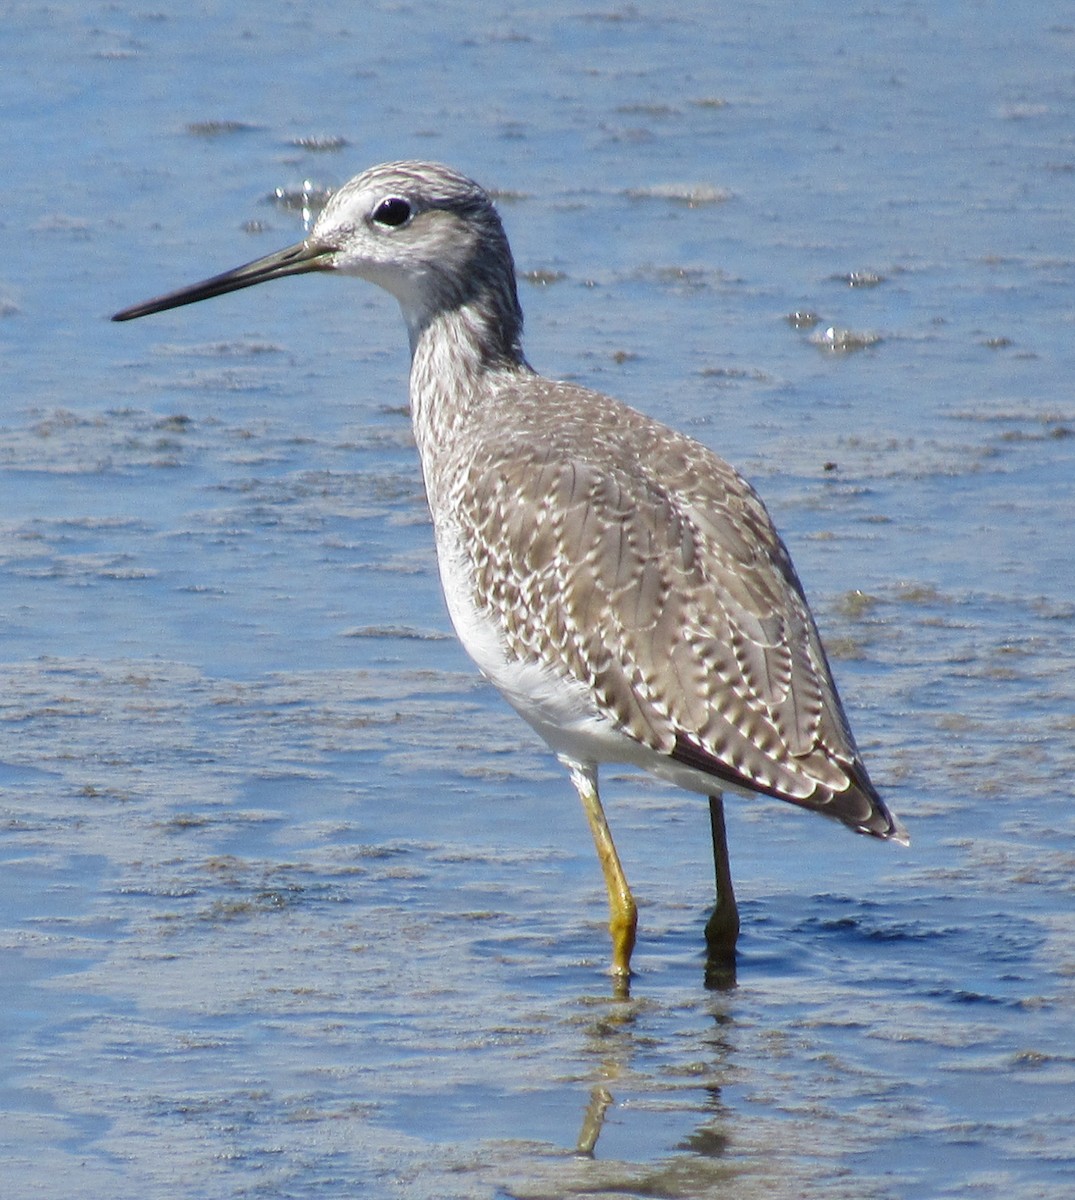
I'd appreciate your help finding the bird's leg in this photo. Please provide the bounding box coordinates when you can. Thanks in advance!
[704,794,739,979]
[566,762,638,978]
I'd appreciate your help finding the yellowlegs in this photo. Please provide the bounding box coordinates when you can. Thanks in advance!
[114,161,906,980]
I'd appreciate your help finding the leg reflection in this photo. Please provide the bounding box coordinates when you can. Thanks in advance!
[574,1085,614,1157]
[572,990,641,1158]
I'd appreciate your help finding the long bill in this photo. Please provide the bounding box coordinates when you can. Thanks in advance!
[111,238,336,322]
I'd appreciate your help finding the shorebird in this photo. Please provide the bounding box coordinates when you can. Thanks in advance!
[114,160,906,981]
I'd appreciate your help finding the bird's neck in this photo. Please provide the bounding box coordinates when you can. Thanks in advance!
[406,297,530,464]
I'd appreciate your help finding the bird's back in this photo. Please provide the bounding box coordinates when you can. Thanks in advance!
[424,371,902,841]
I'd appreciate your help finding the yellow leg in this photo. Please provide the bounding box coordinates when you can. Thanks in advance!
[566,761,638,978]
[704,793,739,979]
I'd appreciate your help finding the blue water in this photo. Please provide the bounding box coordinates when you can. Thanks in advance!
[2,3,1074,1198]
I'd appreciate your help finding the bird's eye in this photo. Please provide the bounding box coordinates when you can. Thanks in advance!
[372,196,413,227]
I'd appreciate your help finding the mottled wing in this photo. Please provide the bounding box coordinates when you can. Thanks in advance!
[456,381,897,839]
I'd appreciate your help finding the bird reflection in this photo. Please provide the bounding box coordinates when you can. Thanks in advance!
[571,985,737,1167]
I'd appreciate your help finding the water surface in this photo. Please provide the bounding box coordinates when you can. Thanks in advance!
[2,3,1074,1198]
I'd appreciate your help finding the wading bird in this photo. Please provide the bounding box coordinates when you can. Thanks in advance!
[114,161,906,983]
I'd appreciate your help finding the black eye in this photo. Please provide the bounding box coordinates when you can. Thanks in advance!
[372,196,413,227]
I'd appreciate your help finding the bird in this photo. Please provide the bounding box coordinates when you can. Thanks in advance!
[113,160,907,982]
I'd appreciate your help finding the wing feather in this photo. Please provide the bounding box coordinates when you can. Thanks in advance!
[443,376,896,835]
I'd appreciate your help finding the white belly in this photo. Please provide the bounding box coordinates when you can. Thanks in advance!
[431,516,741,798]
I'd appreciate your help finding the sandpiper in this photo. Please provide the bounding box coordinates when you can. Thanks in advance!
[114,160,906,981]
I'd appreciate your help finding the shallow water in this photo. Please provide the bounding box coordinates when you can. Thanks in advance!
[2,3,1074,1198]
